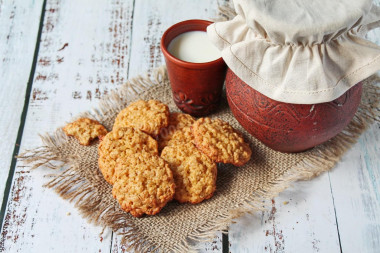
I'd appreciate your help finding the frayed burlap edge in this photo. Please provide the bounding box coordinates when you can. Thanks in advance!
[19,66,170,253]
[19,65,380,252]
[18,3,380,252]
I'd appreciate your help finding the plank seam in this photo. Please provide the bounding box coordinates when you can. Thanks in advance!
[109,232,114,253]
[0,0,47,231]
[328,172,343,253]
[222,231,229,253]
[126,0,136,79]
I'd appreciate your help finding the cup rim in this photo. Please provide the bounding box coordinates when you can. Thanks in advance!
[160,19,224,68]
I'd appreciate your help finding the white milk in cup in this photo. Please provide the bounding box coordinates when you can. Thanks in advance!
[167,31,221,63]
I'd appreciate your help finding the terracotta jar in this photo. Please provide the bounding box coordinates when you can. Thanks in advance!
[226,69,363,152]
[207,0,380,152]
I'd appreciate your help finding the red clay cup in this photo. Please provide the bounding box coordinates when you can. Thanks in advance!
[160,19,227,117]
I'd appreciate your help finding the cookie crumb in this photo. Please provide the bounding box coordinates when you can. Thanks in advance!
[63,118,107,146]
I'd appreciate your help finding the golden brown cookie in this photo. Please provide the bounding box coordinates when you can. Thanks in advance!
[63,118,107,146]
[161,142,217,204]
[158,113,195,150]
[113,100,170,136]
[98,127,158,184]
[112,152,175,217]
[167,126,194,146]
[192,118,252,166]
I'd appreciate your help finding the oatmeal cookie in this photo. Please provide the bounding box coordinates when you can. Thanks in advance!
[98,127,158,184]
[158,113,195,150]
[63,118,107,146]
[113,100,169,136]
[192,118,252,166]
[112,152,175,217]
[167,126,194,146]
[161,142,217,204]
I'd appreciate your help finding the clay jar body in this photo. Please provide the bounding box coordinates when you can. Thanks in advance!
[226,69,363,152]
[161,20,227,117]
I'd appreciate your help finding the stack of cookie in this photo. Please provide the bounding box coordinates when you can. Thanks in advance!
[64,100,252,218]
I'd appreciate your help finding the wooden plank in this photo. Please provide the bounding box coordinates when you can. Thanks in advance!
[111,0,224,251]
[0,0,43,207]
[327,10,380,252]
[229,173,341,252]
[329,124,380,253]
[0,0,135,252]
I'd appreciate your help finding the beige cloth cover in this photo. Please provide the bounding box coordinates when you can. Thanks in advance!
[207,0,380,104]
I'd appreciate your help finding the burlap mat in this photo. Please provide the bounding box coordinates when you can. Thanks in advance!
[20,66,379,252]
[19,4,380,252]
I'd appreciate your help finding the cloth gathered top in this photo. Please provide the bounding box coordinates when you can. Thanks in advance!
[207,0,380,104]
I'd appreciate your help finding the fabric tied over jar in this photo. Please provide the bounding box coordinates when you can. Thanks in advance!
[207,0,380,104]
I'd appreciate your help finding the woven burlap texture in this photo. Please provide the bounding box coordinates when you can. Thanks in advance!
[19,3,380,252]
[20,66,379,252]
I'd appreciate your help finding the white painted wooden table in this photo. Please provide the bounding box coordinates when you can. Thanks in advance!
[0,0,379,252]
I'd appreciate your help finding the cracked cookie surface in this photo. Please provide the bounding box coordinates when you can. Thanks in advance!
[98,127,158,184]
[161,142,217,204]
[192,118,252,166]
[113,100,169,136]
[63,118,108,146]
[158,112,195,150]
[112,152,175,217]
